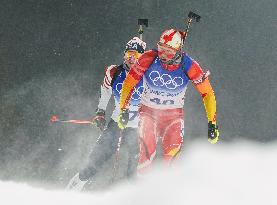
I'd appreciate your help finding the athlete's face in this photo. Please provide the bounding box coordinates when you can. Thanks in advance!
[124,50,141,70]
[157,42,178,63]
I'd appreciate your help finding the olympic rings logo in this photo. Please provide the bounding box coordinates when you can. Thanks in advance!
[149,71,184,90]
[115,83,143,101]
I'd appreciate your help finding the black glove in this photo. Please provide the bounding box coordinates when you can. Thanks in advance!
[117,109,129,129]
[208,121,219,144]
[92,109,106,131]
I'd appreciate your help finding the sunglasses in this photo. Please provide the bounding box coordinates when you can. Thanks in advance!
[157,42,179,54]
[125,50,141,59]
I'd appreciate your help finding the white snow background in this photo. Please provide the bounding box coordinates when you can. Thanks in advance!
[1,140,276,205]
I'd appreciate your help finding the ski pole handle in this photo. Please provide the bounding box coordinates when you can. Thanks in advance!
[188,11,201,22]
[138,18,148,40]
[183,11,201,46]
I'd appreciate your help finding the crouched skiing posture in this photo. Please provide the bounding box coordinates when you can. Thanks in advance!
[67,37,146,190]
[118,29,219,174]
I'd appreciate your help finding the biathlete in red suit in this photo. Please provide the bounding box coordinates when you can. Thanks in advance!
[117,29,219,174]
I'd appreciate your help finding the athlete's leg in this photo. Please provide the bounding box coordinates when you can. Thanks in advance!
[79,119,120,179]
[137,111,157,175]
[124,128,139,178]
[161,118,184,166]
[67,120,120,190]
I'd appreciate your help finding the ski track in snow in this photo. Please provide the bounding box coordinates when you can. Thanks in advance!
[1,141,277,205]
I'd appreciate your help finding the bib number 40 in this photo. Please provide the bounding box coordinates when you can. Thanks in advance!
[150,98,174,105]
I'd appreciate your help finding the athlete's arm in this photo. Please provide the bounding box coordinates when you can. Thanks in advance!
[187,61,217,124]
[119,50,157,110]
[97,65,117,111]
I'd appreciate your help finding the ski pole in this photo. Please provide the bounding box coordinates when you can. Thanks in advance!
[182,11,201,47]
[50,115,94,125]
[138,18,148,41]
[111,130,123,182]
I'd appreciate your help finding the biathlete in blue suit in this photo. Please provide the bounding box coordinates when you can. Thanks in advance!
[67,37,146,190]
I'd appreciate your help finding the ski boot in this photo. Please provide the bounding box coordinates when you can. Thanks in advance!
[66,173,88,191]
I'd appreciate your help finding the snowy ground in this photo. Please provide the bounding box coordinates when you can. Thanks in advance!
[1,140,276,205]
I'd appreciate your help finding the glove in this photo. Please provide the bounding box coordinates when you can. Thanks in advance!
[117,109,129,129]
[92,109,106,131]
[208,121,219,144]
